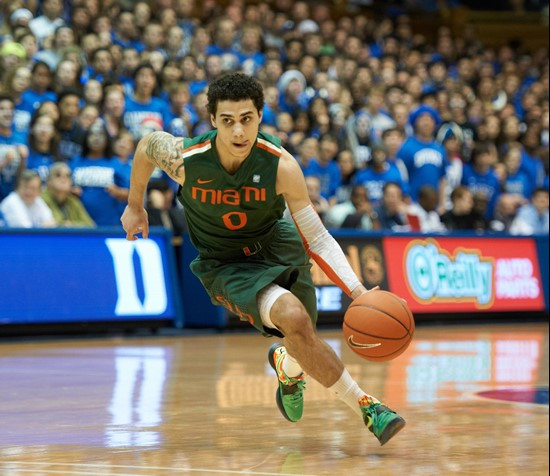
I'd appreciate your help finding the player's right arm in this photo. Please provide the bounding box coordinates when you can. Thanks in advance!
[277,150,369,299]
[121,131,186,241]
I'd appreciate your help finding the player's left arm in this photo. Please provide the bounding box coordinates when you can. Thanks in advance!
[277,149,368,299]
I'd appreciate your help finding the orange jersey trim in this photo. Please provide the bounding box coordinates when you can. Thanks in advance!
[256,140,282,157]
[182,139,212,159]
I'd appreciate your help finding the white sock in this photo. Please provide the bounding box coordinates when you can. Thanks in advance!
[329,369,380,417]
[282,352,303,378]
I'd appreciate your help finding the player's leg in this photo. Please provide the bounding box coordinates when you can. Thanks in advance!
[267,289,371,399]
[259,285,307,422]
[261,286,406,445]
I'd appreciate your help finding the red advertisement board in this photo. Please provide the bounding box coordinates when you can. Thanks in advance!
[383,237,545,313]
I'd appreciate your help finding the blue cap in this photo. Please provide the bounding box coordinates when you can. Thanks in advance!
[409,104,441,127]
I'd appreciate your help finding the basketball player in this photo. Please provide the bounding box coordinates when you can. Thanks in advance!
[121,73,405,445]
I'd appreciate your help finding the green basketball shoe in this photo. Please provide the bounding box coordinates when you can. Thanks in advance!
[268,343,306,422]
[359,396,406,446]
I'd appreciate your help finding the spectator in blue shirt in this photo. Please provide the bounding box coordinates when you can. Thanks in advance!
[353,143,408,205]
[374,181,409,231]
[502,143,534,200]
[303,133,341,201]
[71,119,127,226]
[4,65,33,135]
[118,47,140,96]
[262,86,280,127]
[397,105,448,212]
[165,82,192,138]
[142,23,168,58]
[461,142,501,219]
[500,115,544,188]
[20,61,57,114]
[333,149,358,204]
[206,18,240,65]
[88,47,118,84]
[26,113,57,184]
[294,137,319,171]
[123,63,171,140]
[101,86,126,140]
[111,11,145,53]
[55,88,86,162]
[53,59,82,96]
[236,23,266,74]
[519,126,546,188]
[511,188,549,235]
[277,70,308,116]
[0,95,28,200]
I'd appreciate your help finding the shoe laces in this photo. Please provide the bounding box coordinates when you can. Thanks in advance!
[275,349,306,386]
[358,397,380,430]
[281,379,306,401]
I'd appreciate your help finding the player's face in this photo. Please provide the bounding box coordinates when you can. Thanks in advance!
[211,100,262,159]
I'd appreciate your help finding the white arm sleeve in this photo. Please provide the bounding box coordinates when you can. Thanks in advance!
[292,204,362,297]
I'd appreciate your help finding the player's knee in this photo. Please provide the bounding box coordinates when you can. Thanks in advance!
[271,294,314,338]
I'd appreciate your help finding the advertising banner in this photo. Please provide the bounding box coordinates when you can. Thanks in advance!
[0,229,181,324]
[383,236,546,313]
[309,234,546,316]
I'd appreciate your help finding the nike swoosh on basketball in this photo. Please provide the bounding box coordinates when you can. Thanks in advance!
[197,178,215,184]
[347,335,382,348]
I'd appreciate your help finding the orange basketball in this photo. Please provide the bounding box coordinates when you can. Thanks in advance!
[343,290,414,362]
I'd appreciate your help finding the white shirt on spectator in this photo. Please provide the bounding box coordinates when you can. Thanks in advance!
[407,202,446,233]
[29,16,65,44]
[324,201,356,229]
[0,191,55,228]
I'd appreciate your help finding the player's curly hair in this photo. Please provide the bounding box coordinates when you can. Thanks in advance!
[206,72,264,116]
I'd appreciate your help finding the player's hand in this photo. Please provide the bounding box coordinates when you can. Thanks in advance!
[351,285,379,300]
[121,204,149,241]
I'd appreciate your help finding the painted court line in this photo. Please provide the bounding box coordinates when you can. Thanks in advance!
[0,461,313,476]
[1,469,137,476]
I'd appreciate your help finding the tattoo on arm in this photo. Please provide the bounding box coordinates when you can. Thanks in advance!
[144,132,185,180]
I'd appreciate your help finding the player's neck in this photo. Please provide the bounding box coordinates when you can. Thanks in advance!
[215,141,248,174]
[217,152,247,174]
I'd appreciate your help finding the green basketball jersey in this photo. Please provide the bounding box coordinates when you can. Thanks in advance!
[178,130,287,257]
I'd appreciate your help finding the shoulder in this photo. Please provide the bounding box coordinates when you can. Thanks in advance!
[387,161,400,172]
[462,162,474,173]
[183,130,215,153]
[354,168,369,181]
[398,137,415,154]
[256,131,282,157]
[139,131,182,156]
[435,143,447,155]
[152,97,169,108]
[276,148,305,190]
[278,148,300,173]
[517,204,534,218]
[36,196,52,210]
[1,192,19,206]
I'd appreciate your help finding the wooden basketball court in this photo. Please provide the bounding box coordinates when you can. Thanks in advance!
[0,322,548,475]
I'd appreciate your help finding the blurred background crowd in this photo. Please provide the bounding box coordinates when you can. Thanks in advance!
[0,0,548,235]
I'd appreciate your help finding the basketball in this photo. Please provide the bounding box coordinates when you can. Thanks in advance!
[343,290,414,362]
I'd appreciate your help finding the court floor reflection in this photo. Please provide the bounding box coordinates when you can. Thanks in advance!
[0,322,547,475]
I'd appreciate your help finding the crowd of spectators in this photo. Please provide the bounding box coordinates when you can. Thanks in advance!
[0,0,548,235]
